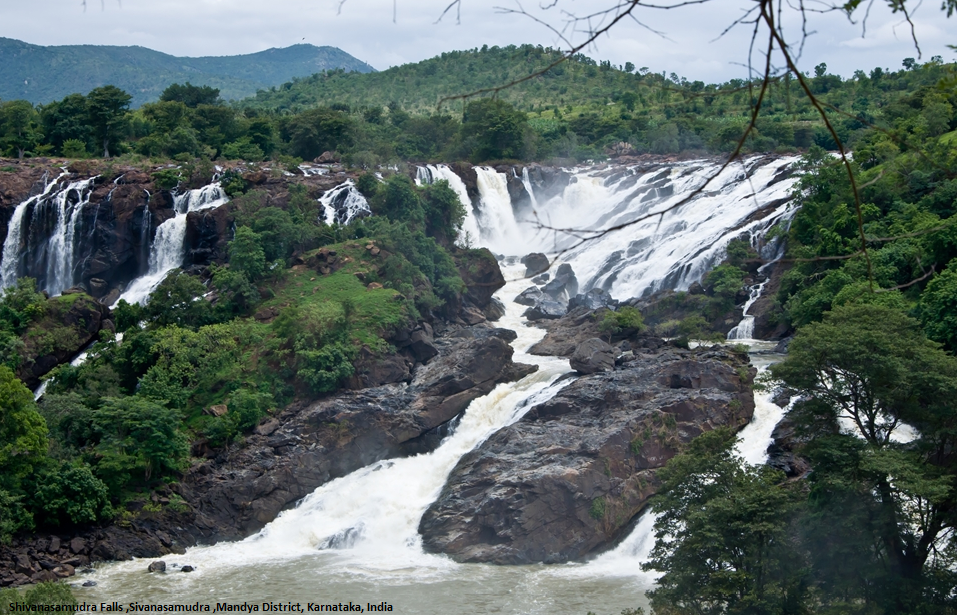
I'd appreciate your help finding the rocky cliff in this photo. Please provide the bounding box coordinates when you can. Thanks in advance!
[418,343,755,564]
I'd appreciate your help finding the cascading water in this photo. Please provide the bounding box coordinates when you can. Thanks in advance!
[473,166,524,255]
[81,156,801,614]
[318,180,372,226]
[0,170,94,295]
[115,183,228,306]
[416,164,481,246]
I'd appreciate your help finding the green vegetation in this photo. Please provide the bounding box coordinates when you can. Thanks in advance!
[0,170,473,541]
[0,38,373,107]
[3,46,954,166]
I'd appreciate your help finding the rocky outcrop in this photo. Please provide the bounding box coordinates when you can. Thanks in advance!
[766,417,810,479]
[16,292,111,389]
[418,344,756,564]
[527,307,666,358]
[178,330,537,542]
[569,338,615,374]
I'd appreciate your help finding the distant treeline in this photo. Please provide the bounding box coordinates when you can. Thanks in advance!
[0,44,954,165]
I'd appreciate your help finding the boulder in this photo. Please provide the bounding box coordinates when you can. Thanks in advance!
[204,405,228,417]
[521,253,549,278]
[541,263,578,301]
[483,297,506,322]
[514,286,543,306]
[522,299,567,321]
[181,566,195,573]
[531,273,550,284]
[568,288,618,311]
[408,327,440,362]
[569,338,615,374]
[419,346,756,564]
[147,561,166,573]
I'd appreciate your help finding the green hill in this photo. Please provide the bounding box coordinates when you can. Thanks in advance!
[0,38,375,107]
[244,45,627,114]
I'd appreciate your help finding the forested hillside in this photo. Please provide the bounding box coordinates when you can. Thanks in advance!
[1,44,952,166]
[0,38,374,107]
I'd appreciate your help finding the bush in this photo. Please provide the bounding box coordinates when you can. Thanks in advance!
[598,306,646,337]
[23,582,77,608]
[61,139,88,159]
[151,168,183,190]
[29,462,112,527]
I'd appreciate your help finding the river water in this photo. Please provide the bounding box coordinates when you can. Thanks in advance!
[55,156,797,612]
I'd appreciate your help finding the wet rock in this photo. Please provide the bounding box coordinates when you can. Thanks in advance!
[568,288,618,311]
[82,581,97,587]
[522,299,567,321]
[531,273,550,284]
[419,346,756,564]
[179,334,537,542]
[147,561,166,573]
[521,253,549,278]
[514,286,543,306]
[541,263,578,301]
[181,566,195,573]
[483,297,506,322]
[52,564,74,578]
[766,417,810,478]
[69,537,86,554]
[569,338,615,374]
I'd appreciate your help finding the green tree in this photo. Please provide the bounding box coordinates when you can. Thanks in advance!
[145,271,213,329]
[461,98,528,162]
[770,304,957,610]
[39,94,90,155]
[644,429,805,615]
[287,106,353,161]
[0,366,48,481]
[86,85,132,157]
[160,82,222,108]
[920,261,957,352]
[229,226,267,281]
[0,100,41,159]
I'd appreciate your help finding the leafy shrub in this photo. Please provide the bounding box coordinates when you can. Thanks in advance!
[29,462,112,526]
[23,582,77,608]
[599,306,646,337]
[151,168,183,190]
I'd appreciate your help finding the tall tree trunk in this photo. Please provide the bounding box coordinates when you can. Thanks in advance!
[103,138,110,158]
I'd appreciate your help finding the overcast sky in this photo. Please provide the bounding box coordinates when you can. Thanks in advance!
[2,0,953,82]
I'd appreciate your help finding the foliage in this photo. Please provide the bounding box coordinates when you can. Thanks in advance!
[0,366,48,481]
[645,429,804,615]
[28,462,112,527]
[598,306,646,338]
[23,582,77,608]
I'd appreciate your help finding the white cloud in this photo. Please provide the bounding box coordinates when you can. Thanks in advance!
[1,0,954,82]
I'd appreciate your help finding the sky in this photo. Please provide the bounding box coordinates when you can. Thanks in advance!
[1,0,953,82]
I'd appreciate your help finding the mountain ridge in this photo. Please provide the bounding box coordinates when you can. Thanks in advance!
[0,37,375,107]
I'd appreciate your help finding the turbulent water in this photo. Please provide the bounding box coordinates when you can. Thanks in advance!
[1,170,95,295]
[115,183,228,306]
[0,156,797,608]
[68,155,801,613]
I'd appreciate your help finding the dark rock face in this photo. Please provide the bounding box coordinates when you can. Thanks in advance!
[177,334,537,542]
[514,286,543,306]
[458,248,506,309]
[522,298,567,321]
[568,289,618,311]
[418,345,756,564]
[541,263,578,301]
[528,307,666,358]
[766,417,810,479]
[569,338,615,374]
[521,253,549,278]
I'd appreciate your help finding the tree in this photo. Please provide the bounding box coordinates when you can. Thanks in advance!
[39,94,90,155]
[229,226,267,281]
[86,85,131,157]
[920,261,957,352]
[460,98,528,162]
[644,429,805,614]
[160,82,221,108]
[287,107,353,160]
[0,366,48,482]
[0,100,41,159]
[769,304,957,610]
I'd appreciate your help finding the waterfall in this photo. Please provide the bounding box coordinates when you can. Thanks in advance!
[1,170,80,292]
[318,180,371,226]
[43,177,98,296]
[115,183,228,306]
[416,164,481,247]
[474,166,524,255]
[521,167,539,209]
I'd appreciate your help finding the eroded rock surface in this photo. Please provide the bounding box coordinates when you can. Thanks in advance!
[418,344,755,564]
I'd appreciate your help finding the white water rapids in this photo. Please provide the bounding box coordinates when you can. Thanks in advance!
[15,155,796,612]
